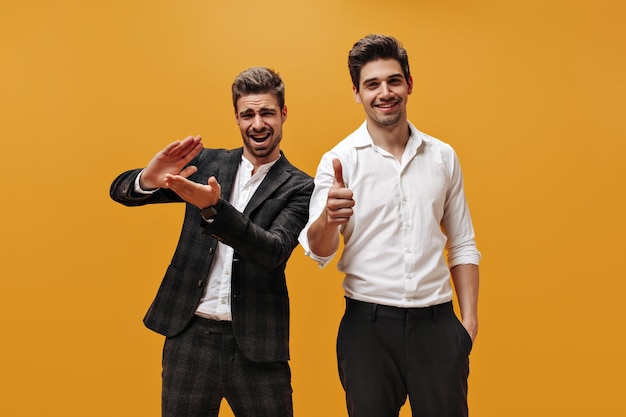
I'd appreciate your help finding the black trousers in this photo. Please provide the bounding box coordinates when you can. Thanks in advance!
[161,316,293,417]
[337,298,473,417]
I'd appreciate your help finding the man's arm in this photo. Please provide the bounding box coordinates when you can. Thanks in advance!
[203,171,314,271]
[307,158,354,257]
[451,263,479,342]
[110,135,203,206]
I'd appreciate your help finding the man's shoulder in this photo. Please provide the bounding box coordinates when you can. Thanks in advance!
[409,124,456,156]
[325,125,367,156]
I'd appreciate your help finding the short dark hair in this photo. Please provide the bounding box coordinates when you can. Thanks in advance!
[231,67,285,110]
[348,34,411,91]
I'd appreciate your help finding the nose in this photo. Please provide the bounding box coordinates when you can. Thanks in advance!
[380,82,392,97]
[252,114,264,130]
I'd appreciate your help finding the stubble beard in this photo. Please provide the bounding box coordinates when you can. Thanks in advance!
[369,108,404,128]
[244,132,282,159]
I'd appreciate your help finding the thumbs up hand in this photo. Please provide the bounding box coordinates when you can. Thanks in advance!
[306,158,355,256]
[325,158,354,226]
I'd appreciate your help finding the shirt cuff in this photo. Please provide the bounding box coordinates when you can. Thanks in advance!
[304,248,334,268]
[134,169,159,195]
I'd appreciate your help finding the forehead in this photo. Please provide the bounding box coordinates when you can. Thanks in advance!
[236,93,281,113]
[359,58,405,84]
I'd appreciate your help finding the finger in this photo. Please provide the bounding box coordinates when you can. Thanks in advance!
[179,135,202,152]
[161,140,184,156]
[182,141,203,163]
[178,165,198,179]
[332,158,346,188]
[163,173,178,189]
[327,191,355,207]
[168,136,202,158]
[326,206,354,225]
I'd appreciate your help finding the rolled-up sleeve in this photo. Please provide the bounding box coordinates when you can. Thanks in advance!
[443,148,481,268]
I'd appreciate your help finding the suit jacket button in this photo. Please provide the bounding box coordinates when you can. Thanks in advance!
[208,247,214,254]
[197,280,204,287]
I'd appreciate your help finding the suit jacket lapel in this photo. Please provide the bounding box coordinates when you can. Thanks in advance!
[244,155,291,216]
[213,148,243,204]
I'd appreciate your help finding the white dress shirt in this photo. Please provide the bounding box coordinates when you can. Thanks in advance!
[299,121,481,308]
[136,155,278,321]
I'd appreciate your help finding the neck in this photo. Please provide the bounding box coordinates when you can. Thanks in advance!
[366,120,411,160]
[242,151,280,176]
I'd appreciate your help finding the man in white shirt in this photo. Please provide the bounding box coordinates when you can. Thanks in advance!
[300,35,481,417]
[110,67,313,417]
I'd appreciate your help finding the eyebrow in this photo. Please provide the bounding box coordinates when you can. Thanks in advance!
[362,73,404,84]
[239,107,277,116]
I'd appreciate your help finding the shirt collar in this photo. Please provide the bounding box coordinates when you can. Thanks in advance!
[240,154,280,177]
[352,120,424,152]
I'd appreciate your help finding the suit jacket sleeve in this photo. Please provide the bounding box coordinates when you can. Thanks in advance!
[200,177,313,271]
[109,168,182,206]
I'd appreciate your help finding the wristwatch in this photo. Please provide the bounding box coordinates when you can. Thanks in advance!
[200,206,218,223]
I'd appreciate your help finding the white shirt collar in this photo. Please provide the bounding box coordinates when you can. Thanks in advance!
[351,120,424,151]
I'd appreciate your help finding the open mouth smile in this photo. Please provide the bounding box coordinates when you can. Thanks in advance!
[249,132,271,143]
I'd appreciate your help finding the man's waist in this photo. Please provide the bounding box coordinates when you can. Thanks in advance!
[345,297,454,320]
[194,310,232,322]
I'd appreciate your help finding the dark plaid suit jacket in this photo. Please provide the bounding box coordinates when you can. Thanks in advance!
[110,147,313,362]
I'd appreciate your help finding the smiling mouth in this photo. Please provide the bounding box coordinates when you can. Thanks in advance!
[375,101,398,110]
[249,132,271,143]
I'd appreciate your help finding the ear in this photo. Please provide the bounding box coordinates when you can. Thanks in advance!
[353,85,362,104]
[234,109,240,125]
[407,75,414,95]
[281,105,288,122]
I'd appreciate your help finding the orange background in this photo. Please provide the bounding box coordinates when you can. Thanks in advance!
[1,1,625,416]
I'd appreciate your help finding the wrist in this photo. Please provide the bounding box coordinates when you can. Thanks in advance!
[138,171,159,191]
[200,199,223,223]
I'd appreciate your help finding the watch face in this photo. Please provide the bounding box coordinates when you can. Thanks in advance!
[201,206,218,220]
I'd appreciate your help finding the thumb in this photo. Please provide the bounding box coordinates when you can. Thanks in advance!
[178,165,198,179]
[207,176,222,203]
[208,177,222,193]
[332,158,346,188]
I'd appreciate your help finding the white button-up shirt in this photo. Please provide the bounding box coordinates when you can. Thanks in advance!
[299,121,481,308]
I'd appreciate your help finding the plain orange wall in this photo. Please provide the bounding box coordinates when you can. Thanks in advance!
[1,1,625,416]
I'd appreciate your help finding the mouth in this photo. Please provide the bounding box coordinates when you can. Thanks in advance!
[249,131,272,143]
[374,101,399,112]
